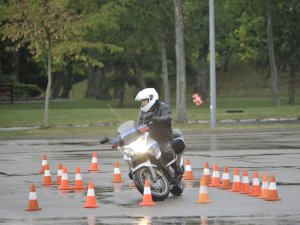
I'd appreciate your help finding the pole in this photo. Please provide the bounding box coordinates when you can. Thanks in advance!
[209,0,217,128]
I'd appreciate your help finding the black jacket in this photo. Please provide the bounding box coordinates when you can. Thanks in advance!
[137,101,172,142]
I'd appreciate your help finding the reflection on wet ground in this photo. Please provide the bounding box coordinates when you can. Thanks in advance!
[2,215,300,225]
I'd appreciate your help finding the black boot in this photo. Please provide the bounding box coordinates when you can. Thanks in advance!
[171,161,184,175]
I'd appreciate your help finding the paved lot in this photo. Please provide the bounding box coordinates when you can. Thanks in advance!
[0,129,300,224]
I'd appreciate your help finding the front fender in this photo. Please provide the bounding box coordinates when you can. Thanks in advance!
[131,161,157,174]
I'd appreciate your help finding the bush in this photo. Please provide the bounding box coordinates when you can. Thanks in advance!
[13,83,42,98]
[0,75,16,84]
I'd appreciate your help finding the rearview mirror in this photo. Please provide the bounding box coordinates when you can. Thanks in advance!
[99,136,110,144]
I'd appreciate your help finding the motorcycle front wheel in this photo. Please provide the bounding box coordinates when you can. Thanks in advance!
[133,167,170,201]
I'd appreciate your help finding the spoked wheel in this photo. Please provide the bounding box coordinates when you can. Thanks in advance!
[133,167,170,201]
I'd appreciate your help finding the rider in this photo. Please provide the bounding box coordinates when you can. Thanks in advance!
[135,88,184,175]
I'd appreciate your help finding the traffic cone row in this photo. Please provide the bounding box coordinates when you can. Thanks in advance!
[198,161,280,201]
[27,152,128,211]
[28,154,282,212]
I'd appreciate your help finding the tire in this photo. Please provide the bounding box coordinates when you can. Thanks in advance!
[170,180,184,196]
[133,167,170,201]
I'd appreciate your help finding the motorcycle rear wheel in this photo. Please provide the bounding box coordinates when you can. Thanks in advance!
[133,167,170,201]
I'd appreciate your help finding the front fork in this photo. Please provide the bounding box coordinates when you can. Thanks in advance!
[146,159,159,182]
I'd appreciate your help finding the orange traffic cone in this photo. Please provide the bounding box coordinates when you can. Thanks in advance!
[265,175,281,201]
[83,182,99,208]
[220,166,231,189]
[56,163,63,185]
[74,166,86,190]
[209,164,221,187]
[88,152,99,172]
[195,176,212,203]
[259,172,269,199]
[25,184,41,211]
[43,164,53,186]
[231,168,241,192]
[111,162,124,183]
[249,171,261,196]
[203,161,211,185]
[139,179,156,206]
[183,159,195,180]
[58,167,72,190]
[39,153,48,174]
[240,169,250,194]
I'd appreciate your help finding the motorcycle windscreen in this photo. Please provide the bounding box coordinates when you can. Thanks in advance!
[117,120,135,134]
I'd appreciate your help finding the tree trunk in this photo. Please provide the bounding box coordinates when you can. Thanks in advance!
[288,64,296,105]
[222,48,233,73]
[86,64,111,99]
[160,32,170,105]
[51,72,63,99]
[174,0,187,123]
[117,83,124,108]
[11,50,20,80]
[60,62,72,98]
[43,0,51,128]
[266,0,280,107]
[95,68,111,100]
[134,59,146,89]
[43,46,51,127]
[196,44,208,100]
[85,64,97,98]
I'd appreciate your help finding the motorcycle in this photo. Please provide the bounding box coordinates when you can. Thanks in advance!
[100,120,186,201]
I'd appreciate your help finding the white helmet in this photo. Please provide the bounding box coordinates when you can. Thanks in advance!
[135,88,159,112]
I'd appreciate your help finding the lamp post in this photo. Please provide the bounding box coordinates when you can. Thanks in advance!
[209,0,217,128]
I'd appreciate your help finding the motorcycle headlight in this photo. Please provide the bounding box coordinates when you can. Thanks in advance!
[125,138,148,155]
[124,148,135,158]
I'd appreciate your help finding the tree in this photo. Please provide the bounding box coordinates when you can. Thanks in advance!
[1,0,77,127]
[266,0,280,107]
[184,0,209,99]
[174,0,187,123]
[272,0,300,105]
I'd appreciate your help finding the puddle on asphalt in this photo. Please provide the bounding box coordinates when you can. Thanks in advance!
[2,215,300,225]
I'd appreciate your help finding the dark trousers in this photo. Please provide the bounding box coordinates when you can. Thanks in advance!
[158,141,175,164]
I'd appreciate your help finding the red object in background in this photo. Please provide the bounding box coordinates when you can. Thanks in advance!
[192,93,203,106]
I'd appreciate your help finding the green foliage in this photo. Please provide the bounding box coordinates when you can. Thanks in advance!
[13,83,42,98]
[0,75,16,84]
[0,75,42,97]
[0,0,299,108]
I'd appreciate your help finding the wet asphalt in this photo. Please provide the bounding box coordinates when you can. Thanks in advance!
[0,129,300,225]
